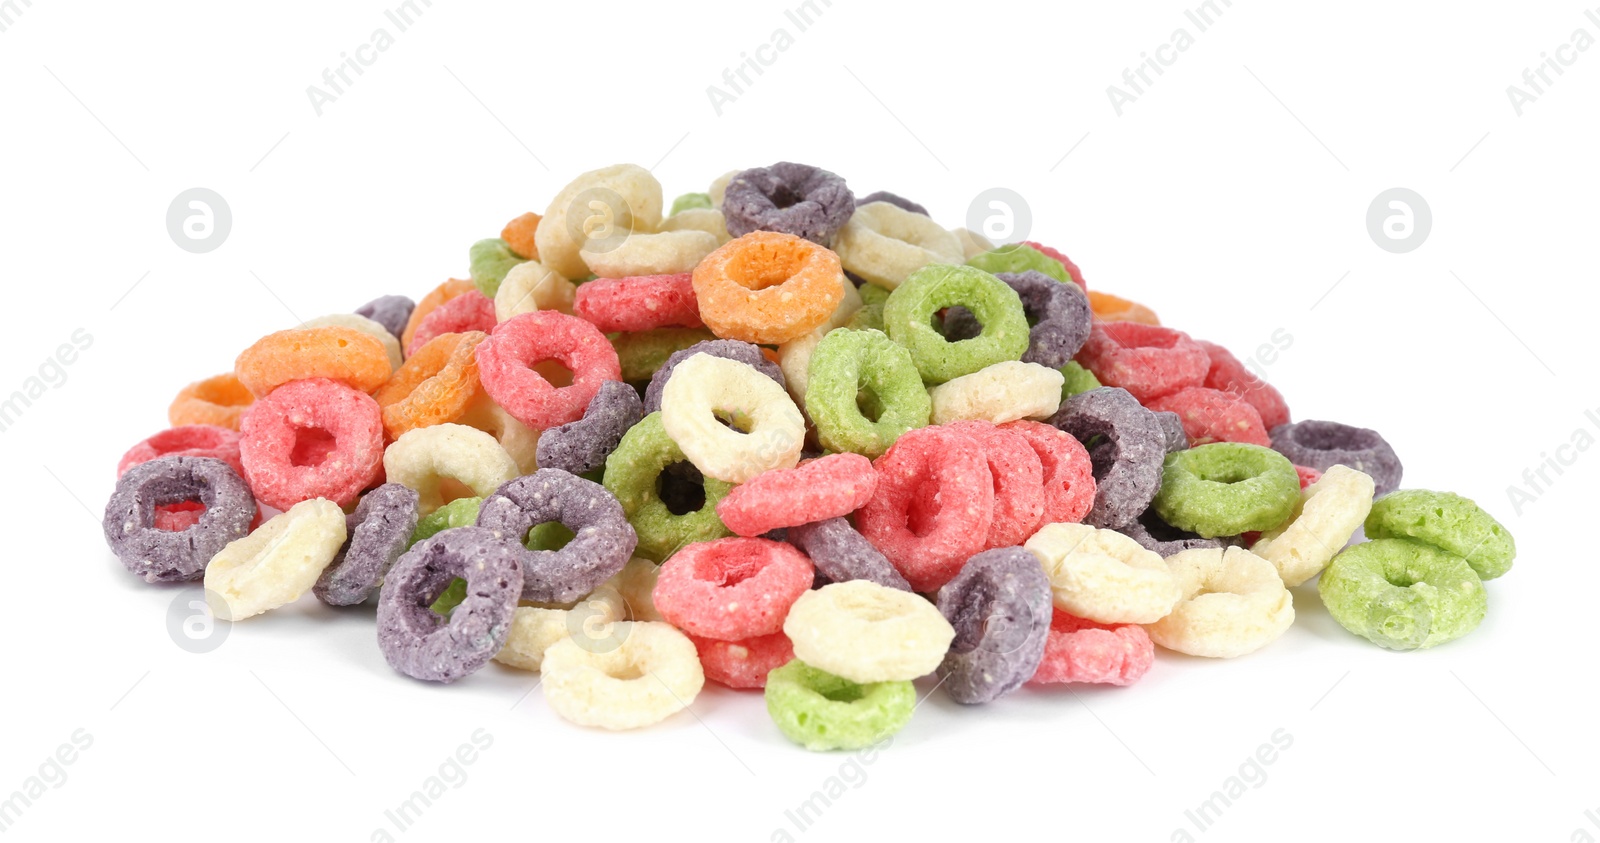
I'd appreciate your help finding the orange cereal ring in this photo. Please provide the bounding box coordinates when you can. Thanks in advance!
[169,373,255,430]
[402,278,476,352]
[1088,290,1161,326]
[235,326,392,397]
[501,212,541,260]
[691,231,845,345]
[374,331,488,440]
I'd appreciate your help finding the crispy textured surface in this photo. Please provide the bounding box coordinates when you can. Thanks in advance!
[375,331,487,440]
[314,483,420,606]
[935,548,1052,703]
[784,581,955,683]
[765,660,914,751]
[235,326,392,397]
[355,294,416,341]
[1029,609,1154,686]
[882,264,1029,384]
[692,631,795,689]
[103,456,256,583]
[1148,386,1270,447]
[537,380,643,476]
[1365,489,1514,581]
[855,425,994,592]
[660,353,805,484]
[692,230,846,345]
[382,423,520,515]
[1145,546,1295,658]
[603,412,733,562]
[1049,387,1167,529]
[722,162,855,245]
[945,270,1092,368]
[805,328,930,458]
[1318,538,1486,650]
[1024,522,1181,624]
[206,498,348,620]
[833,201,963,289]
[717,453,877,537]
[541,622,704,730]
[239,378,385,510]
[1153,443,1300,538]
[376,526,523,682]
[653,537,813,640]
[1074,321,1208,403]
[1253,465,1375,586]
[929,361,1063,425]
[475,469,638,604]
[475,311,621,430]
[1270,419,1403,496]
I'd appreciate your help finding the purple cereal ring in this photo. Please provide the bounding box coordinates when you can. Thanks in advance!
[787,517,911,591]
[476,469,637,603]
[355,295,416,341]
[936,547,1053,704]
[856,191,929,216]
[1271,419,1403,496]
[102,456,256,583]
[722,162,855,245]
[641,339,785,414]
[1154,410,1189,453]
[1048,387,1167,530]
[1116,509,1226,557]
[376,526,523,683]
[314,483,421,606]
[536,380,643,476]
[945,270,1092,368]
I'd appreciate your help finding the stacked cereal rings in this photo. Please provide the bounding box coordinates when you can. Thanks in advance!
[104,160,1517,751]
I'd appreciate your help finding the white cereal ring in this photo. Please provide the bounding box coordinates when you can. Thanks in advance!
[493,583,629,672]
[1025,522,1181,624]
[298,313,402,371]
[457,394,540,475]
[659,353,805,484]
[495,260,575,322]
[709,169,740,207]
[536,164,664,279]
[382,423,520,515]
[660,208,731,244]
[952,227,996,260]
[777,329,824,408]
[1252,465,1376,586]
[205,498,347,621]
[581,229,720,278]
[1145,546,1295,658]
[783,580,955,683]
[540,621,705,730]
[832,202,965,290]
[928,360,1064,425]
[611,556,666,622]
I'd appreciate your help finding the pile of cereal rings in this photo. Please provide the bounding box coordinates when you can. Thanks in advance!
[103,161,1517,751]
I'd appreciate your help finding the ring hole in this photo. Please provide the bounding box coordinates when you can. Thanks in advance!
[606,663,646,681]
[532,360,575,388]
[428,578,468,617]
[289,427,336,467]
[657,461,707,516]
[525,521,575,551]
[855,389,884,424]
[437,477,477,504]
[820,685,864,703]
[769,184,803,209]
[907,485,941,538]
[714,408,753,434]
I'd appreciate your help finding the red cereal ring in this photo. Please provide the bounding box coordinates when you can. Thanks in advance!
[1021,240,1087,291]
[947,421,1046,549]
[474,311,621,430]
[1295,465,1323,489]
[153,500,265,533]
[406,291,496,356]
[117,425,244,478]
[1197,340,1291,430]
[1028,609,1154,686]
[1147,386,1270,447]
[715,453,877,537]
[402,278,475,352]
[1074,322,1209,403]
[573,274,703,333]
[999,420,1096,526]
[855,425,994,593]
[652,537,814,640]
[238,378,385,510]
[690,631,795,689]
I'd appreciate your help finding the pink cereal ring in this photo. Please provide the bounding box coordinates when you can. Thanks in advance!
[1029,609,1154,686]
[406,291,496,356]
[855,425,994,593]
[573,273,703,333]
[1074,322,1209,403]
[1000,420,1096,526]
[690,631,795,689]
[117,425,244,478]
[715,453,877,537]
[238,378,385,510]
[1021,240,1087,291]
[947,421,1045,549]
[154,500,266,533]
[1197,340,1291,430]
[1147,386,1270,447]
[652,537,814,640]
[1295,465,1323,489]
[474,311,621,430]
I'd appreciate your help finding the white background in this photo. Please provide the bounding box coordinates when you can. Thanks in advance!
[1,1,1597,840]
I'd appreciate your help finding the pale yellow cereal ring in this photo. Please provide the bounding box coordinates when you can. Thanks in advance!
[611,557,666,622]
[495,260,575,322]
[493,583,629,672]
[783,580,955,684]
[205,498,347,621]
[298,313,402,371]
[660,208,731,244]
[1025,522,1181,624]
[832,201,965,290]
[1252,465,1376,586]
[708,169,739,207]
[382,423,520,515]
[776,281,862,406]
[928,360,1064,425]
[457,394,540,475]
[952,227,996,260]
[581,229,720,278]
[1145,546,1295,658]
[540,621,705,730]
[536,164,664,279]
[659,353,805,484]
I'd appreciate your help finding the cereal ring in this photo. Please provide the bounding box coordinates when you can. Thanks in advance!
[1318,538,1486,650]
[495,260,576,322]
[929,361,1064,425]
[691,230,846,345]
[765,660,915,751]
[951,227,995,260]
[652,537,812,639]
[670,192,713,215]
[1024,522,1181,624]
[1059,361,1102,401]
[374,331,488,440]
[722,162,855,245]
[541,621,704,730]
[967,243,1069,285]
[948,421,1046,549]
[206,498,348,620]
[1252,465,1375,586]
[356,294,416,341]
[409,496,481,550]
[855,190,928,216]
[500,212,541,260]
[382,423,520,515]
[1000,420,1096,526]
[581,230,719,278]
[945,270,1092,368]
[1365,489,1515,581]
[1154,410,1189,453]
[169,373,255,430]
[1296,465,1324,488]
[536,163,665,279]
[573,273,702,332]
[1028,609,1154,686]
[856,425,994,592]
[1115,510,1226,558]
[118,425,243,478]
[882,264,1029,384]
[456,393,539,475]
[313,483,421,606]
[234,326,392,397]
[103,456,256,583]
[1146,547,1294,658]
[402,278,476,352]
[1087,290,1160,326]
[1020,241,1088,290]
[716,453,877,537]
[536,380,643,476]
[660,353,805,484]
[612,327,717,383]
[832,201,964,289]
[376,526,523,682]
[407,291,496,356]
[659,207,732,244]
[1153,443,1301,538]
[475,311,621,430]
[239,378,385,510]
[1074,322,1208,403]
[610,556,666,622]
[469,238,528,298]
[296,313,403,372]
[786,517,912,591]
[1198,340,1290,430]
[604,412,734,561]
[1147,386,1270,447]
[1270,419,1404,497]
[708,169,739,207]
[784,580,955,683]
[1048,387,1168,529]
[644,340,783,416]
[476,470,638,604]
[692,631,795,689]
[935,548,1053,704]
[493,584,629,672]
[804,328,930,458]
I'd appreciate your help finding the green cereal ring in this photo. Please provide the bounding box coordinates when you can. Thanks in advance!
[409,496,483,548]
[1060,360,1102,400]
[805,328,931,458]
[610,328,717,383]
[1365,490,1515,581]
[967,243,1068,284]
[469,239,528,298]
[669,192,713,216]
[1153,443,1299,538]
[764,660,915,752]
[856,283,889,308]
[882,265,1029,385]
[604,412,733,561]
[845,302,885,332]
[1318,538,1487,650]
